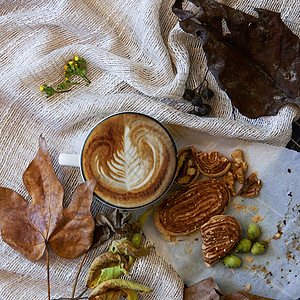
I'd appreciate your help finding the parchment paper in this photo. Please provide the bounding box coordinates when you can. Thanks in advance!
[140,125,300,299]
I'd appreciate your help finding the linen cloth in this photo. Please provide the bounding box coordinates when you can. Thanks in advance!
[0,0,299,299]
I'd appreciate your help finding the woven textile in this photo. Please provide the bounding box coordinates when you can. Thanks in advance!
[0,0,299,299]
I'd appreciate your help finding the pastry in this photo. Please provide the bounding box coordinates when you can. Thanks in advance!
[154,179,230,236]
[231,149,247,184]
[197,151,231,177]
[238,171,262,198]
[200,215,242,267]
[174,146,200,187]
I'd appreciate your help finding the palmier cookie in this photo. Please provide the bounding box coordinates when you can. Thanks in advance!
[154,179,230,236]
[200,215,242,267]
[196,151,231,177]
[174,146,200,187]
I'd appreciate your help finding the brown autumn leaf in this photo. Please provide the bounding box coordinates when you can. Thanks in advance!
[173,0,300,119]
[0,136,96,262]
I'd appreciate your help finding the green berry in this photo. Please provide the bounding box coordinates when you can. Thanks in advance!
[235,239,252,253]
[247,223,260,241]
[222,254,241,268]
[251,241,267,255]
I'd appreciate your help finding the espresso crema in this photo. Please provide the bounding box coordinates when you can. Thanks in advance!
[81,113,177,208]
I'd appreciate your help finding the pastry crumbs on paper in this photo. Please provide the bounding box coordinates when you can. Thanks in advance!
[267,238,271,243]
[249,205,258,211]
[246,257,254,262]
[273,233,282,239]
[173,241,178,246]
[245,284,251,291]
[233,203,246,212]
[252,213,263,223]
[188,248,192,253]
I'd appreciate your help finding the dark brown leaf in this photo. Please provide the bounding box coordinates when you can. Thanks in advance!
[173,0,300,118]
[184,277,223,300]
[0,136,96,261]
[224,290,275,300]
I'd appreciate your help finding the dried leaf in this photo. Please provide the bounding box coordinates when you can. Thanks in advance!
[110,238,154,257]
[0,136,96,261]
[184,277,223,300]
[89,279,153,300]
[86,252,128,289]
[173,0,300,118]
[224,290,275,300]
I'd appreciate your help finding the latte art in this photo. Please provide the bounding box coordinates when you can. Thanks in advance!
[81,113,177,208]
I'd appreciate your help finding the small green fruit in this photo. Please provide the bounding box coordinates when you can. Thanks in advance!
[222,254,241,268]
[247,223,260,241]
[235,239,252,253]
[251,241,267,255]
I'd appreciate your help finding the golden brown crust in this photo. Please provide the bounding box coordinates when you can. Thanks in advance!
[174,146,200,187]
[231,149,247,184]
[222,170,236,196]
[154,179,231,236]
[196,151,231,177]
[200,215,242,267]
[238,171,262,198]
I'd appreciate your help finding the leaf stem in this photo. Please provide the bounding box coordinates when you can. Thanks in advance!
[82,75,91,85]
[72,252,88,298]
[46,244,51,300]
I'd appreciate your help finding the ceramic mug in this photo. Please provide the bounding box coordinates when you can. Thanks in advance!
[59,112,178,210]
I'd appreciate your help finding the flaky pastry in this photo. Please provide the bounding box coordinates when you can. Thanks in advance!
[154,179,230,236]
[174,146,200,187]
[200,215,242,267]
[197,151,231,177]
[238,171,262,198]
[231,149,247,184]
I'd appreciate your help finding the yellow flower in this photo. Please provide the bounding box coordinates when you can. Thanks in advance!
[64,65,68,70]
[63,71,66,74]
[65,78,69,81]
[39,86,44,91]
[74,56,79,61]
[68,61,73,65]
[74,63,78,66]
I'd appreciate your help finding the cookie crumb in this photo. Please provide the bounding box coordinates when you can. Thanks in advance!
[249,205,258,211]
[273,233,282,239]
[252,213,263,223]
[245,284,251,291]
[246,257,254,262]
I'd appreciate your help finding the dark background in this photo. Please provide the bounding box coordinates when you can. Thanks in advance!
[286,118,300,152]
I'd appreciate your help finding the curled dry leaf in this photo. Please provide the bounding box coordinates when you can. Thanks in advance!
[86,252,128,289]
[110,238,154,257]
[173,0,300,118]
[89,279,153,300]
[0,136,96,261]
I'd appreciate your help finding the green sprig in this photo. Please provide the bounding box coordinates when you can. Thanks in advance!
[39,56,91,98]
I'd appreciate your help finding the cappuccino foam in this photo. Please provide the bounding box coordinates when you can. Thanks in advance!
[81,113,177,208]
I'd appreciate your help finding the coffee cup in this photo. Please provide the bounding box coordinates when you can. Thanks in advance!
[59,112,178,209]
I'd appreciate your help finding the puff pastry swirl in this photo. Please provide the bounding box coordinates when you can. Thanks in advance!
[201,215,242,267]
[154,179,230,236]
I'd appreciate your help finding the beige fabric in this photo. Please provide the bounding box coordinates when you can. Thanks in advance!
[0,0,299,299]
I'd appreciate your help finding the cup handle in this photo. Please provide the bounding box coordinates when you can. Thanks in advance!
[59,153,80,167]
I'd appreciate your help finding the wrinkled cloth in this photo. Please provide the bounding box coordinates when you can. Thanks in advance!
[0,0,299,299]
